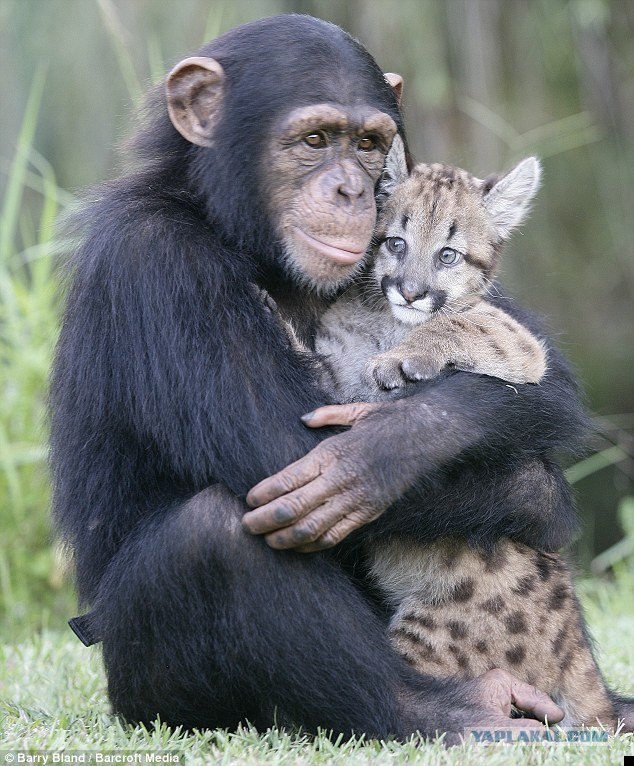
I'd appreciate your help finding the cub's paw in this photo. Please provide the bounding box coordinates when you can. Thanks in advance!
[370,355,406,390]
[369,354,440,390]
[400,356,442,381]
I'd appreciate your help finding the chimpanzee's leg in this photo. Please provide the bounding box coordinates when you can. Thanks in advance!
[94,486,467,738]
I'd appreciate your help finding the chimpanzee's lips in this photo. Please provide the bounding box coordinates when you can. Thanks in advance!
[294,228,367,265]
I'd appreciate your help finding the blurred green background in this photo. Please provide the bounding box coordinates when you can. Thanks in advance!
[0,0,632,639]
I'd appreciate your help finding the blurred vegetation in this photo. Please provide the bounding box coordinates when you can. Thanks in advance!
[0,0,632,639]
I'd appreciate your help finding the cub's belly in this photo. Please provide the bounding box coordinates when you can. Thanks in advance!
[368,537,518,607]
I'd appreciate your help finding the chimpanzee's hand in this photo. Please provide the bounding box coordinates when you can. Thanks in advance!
[243,402,410,551]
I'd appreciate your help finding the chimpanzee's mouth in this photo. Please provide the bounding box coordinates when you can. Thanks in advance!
[294,228,368,265]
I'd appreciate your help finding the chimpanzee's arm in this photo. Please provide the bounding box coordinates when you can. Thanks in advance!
[368,456,580,553]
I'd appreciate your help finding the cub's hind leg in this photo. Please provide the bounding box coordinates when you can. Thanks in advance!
[385,541,624,729]
[531,555,616,728]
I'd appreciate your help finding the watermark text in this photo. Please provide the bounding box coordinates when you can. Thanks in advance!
[2,753,184,765]
[464,728,610,744]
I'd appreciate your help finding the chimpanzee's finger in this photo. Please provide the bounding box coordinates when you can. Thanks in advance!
[294,509,375,551]
[263,500,349,549]
[246,450,325,508]
[301,402,380,428]
[242,476,334,535]
[509,677,564,724]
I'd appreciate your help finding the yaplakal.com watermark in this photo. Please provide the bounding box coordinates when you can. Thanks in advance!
[463,727,610,744]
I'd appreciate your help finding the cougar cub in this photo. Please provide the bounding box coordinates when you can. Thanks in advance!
[310,140,630,729]
[315,136,547,401]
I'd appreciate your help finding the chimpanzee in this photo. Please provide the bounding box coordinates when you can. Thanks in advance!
[51,15,589,739]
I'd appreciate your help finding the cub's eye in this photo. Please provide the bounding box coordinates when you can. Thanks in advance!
[358,135,377,152]
[385,237,407,256]
[438,247,462,266]
[304,131,328,148]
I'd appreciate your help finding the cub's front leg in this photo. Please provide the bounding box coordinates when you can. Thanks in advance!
[369,302,547,390]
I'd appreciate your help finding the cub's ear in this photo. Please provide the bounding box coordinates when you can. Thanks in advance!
[378,134,409,198]
[166,57,226,147]
[483,157,541,239]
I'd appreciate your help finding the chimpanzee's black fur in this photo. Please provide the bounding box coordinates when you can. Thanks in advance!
[51,15,589,738]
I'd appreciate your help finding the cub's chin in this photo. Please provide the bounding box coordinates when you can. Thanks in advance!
[389,303,432,326]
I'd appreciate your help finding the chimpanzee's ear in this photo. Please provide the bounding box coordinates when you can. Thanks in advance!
[483,157,542,240]
[166,57,226,147]
[384,73,404,105]
[378,134,408,199]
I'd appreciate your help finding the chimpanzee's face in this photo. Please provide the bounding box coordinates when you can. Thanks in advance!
[263,104,397,293]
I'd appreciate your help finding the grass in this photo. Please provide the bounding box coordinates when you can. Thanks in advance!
[1,567,633,763]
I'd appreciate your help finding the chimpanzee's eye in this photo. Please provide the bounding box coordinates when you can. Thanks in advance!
[358,135,377,152]
[304,131,328,148]
[385,237,407,256]
[438,247,462,266]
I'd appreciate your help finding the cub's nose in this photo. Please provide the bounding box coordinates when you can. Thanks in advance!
[398,281,428,304]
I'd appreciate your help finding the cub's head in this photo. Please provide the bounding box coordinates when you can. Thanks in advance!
[373,136,541,325]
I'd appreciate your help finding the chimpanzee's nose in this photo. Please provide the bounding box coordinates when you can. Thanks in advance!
[398,281,428,303]
[337,163,365,200]
[337,177,365,199]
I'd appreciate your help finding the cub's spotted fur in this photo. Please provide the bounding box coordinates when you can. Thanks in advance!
[371,534,619,728]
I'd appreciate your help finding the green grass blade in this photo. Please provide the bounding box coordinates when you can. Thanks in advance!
[97,0,143,104]
[0,66,47,263]
[565,445,629,484]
